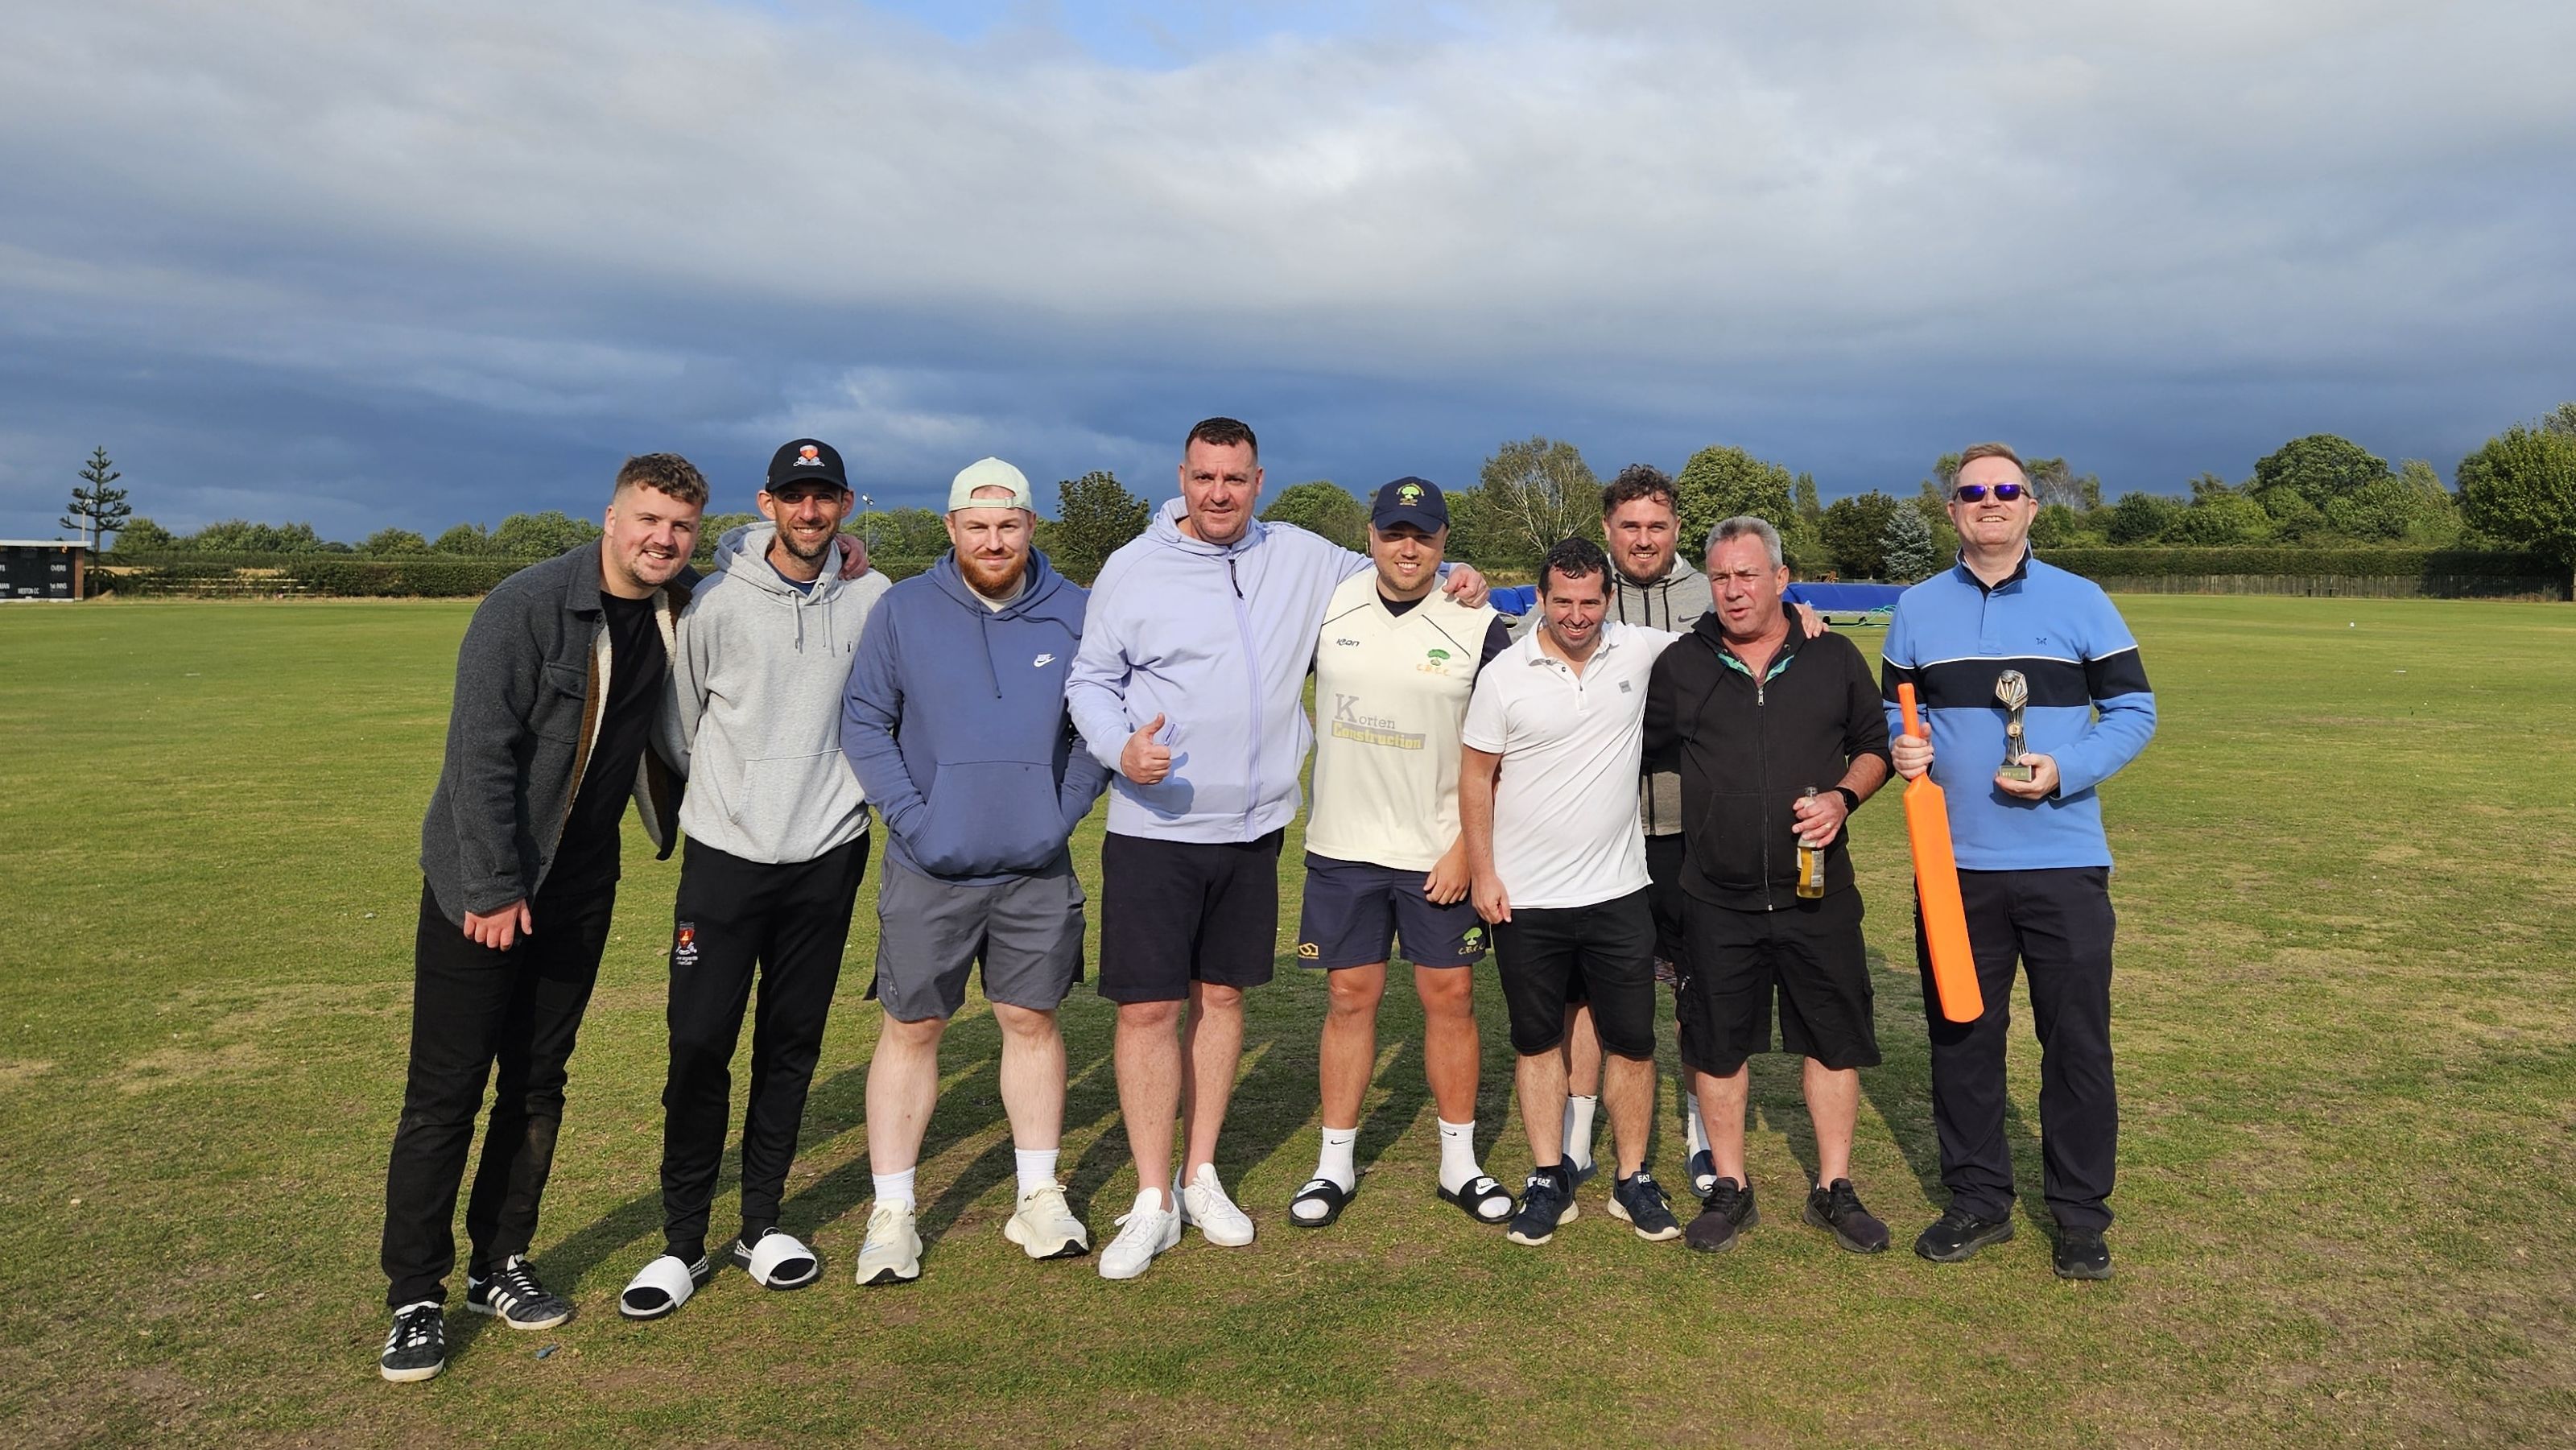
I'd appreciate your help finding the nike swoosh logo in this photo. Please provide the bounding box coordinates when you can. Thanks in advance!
[1033,653,1056,667]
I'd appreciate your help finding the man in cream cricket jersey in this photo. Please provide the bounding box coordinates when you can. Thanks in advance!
[1287,479,1518,1229]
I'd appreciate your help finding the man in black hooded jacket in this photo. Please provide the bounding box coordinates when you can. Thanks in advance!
[1642,514,1893,1256]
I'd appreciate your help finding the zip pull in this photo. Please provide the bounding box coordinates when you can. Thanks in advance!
[1227,557,1242,599]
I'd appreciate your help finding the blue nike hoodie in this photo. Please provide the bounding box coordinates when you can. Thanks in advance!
[840,549,1110,885]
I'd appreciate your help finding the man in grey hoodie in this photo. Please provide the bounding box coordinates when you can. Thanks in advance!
[616,438,891,1322]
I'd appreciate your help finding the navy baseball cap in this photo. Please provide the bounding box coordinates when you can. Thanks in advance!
[1370,477,1448,533]
[766,438,851,493]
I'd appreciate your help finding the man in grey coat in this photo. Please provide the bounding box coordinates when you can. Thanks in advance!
[378,453,705,1383]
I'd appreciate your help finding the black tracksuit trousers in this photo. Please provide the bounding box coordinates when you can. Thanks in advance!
[382,880,617,1310]
[1917,865,2120,1233]
[658,834,868,1259]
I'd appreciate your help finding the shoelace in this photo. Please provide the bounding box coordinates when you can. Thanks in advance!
[1825,1182,1866,1218]
[386,1307,439,1351]
[491,1262,552,1307]
[1703,1180,1746,1212]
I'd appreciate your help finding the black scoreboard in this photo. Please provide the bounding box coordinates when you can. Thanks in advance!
[0,542,82,600]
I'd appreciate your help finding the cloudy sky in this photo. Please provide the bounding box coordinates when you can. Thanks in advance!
[3,0,2570,540]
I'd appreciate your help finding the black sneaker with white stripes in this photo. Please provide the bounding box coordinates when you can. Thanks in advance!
[466,1255,574,1330]
[378,1302,446,1383]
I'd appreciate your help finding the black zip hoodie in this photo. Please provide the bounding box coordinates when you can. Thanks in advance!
[1641,611,1891,911]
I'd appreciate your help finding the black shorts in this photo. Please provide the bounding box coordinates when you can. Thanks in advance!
[1495,892,1656,1060]
[1097,830,1283,1003]
[1295,854,1488,971]
[1675,888,1877,1076]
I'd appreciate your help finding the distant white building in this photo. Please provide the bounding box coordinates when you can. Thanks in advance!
[0,540,89,600]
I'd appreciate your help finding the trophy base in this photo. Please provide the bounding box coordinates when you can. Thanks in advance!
[1998,763,2037,783]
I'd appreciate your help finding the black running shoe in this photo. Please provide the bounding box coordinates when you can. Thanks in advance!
[1913,1208,2015,1262]
[378,1302,445,1383]
[466,1255,574,1330]
[2053,1227,2112,1280]
[1609,1170,1682,1242]
[1506,1167,1579,1246]
[1684,1176,1758,1253]
[1804,1179,1891,1254]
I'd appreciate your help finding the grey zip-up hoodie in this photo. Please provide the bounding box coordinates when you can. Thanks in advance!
[663,523,893,865]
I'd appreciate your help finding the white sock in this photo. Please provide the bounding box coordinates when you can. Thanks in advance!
[1013,1147,1059,1198]
[1563,1095,1599,1170]
[1314,1126,1358,1192]
[1683,1090,1710,1157]
[872,1167,917,1210]
[1436,1118,1482,1195]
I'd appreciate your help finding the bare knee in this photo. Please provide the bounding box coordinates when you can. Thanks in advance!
[1414,969,1472,1019]
[1118,998,1184,1033]
[991,1002,1059,1043]
[1326,970,1385,1020]
[879,1013,947,1051]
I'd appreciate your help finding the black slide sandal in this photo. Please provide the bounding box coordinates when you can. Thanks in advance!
[1289,1178,1352,1229]
[1439,1175,1517,1224]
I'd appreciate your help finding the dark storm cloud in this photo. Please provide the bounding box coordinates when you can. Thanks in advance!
[1,0,2569,538]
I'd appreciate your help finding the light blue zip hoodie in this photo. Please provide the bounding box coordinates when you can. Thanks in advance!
[1066,498,1372,843]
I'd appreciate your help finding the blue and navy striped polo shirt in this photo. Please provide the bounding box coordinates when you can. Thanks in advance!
[1879,553,2156,870]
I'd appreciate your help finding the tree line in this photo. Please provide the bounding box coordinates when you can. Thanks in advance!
[59,401,2576,585]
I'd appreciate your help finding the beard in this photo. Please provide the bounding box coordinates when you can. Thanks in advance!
[774,522,837,568]
[959,547,1028,598]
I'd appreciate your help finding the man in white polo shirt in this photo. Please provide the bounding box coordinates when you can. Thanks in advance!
[1460,536,1686,1248]
[1288,477,1517,1230]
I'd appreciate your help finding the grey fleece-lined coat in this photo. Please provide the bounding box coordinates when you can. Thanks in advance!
[418,542,690,924]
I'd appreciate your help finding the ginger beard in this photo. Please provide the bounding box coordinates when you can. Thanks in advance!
[946,502,1033,598]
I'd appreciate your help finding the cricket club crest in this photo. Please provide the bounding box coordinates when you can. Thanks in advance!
[674,922,699,967]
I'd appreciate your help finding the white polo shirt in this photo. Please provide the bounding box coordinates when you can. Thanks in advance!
[1460,620,1681,911]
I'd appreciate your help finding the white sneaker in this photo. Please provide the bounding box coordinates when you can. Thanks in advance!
[1178,1163,1256,1247]
[1097,1188,1182,1280]
[853,1201,922,1287]
[1003,1183,1091,1260]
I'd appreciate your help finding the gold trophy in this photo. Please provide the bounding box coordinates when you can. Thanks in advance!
[1995,670,2034,782]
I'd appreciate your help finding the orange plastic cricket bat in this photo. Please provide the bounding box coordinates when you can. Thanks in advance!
[1899,684,1984,1024]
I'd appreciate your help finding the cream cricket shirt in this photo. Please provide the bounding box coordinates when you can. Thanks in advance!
[1460,621,1682,911]
[1306,574,1504,871]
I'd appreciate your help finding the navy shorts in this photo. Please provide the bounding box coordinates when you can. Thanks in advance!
[1294,853,1488,971]
[1097,829,1283,1003]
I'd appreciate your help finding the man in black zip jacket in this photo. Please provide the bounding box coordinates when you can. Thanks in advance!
[375,454,706,1384]
[1642,515,1893,1255]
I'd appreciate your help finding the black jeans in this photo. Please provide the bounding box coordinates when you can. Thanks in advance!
[659,835,869,1258]
[1916,866,2119,1232]
[382,880,617,1309]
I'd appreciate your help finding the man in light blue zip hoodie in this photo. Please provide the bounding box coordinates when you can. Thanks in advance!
[1065,416,1488,1279]
[837,457,1111,1286]
[617,439,891,1322]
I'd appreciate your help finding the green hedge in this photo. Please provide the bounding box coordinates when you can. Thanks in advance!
[2037,547,2560,580]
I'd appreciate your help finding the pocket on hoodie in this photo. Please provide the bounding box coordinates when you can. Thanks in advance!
[733,750,859,826]
[912,761,1061,876]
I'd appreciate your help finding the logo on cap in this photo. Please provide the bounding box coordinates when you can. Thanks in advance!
[796,445,822,467]
[1399,482,1423,505]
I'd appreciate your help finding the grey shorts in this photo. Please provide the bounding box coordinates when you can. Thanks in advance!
[869,854,1087,1022]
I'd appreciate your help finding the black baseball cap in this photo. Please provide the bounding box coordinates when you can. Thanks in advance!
[1370,476,1448,533]
[766,438,851,493]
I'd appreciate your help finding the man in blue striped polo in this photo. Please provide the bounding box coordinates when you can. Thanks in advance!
[1880,441,2157,1280]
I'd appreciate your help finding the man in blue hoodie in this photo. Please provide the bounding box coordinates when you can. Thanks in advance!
[840,457,1112,1286]
[615,438,890,1322]
[1065,417,1487,1280]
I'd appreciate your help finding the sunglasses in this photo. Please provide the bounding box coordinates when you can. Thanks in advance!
[1951,483,2028,503]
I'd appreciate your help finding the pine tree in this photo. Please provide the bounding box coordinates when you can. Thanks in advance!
[1880,498,1939,582]
[62,447,133,550]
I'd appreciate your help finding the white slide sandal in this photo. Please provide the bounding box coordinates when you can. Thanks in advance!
[733,1229,821,1290]
[618,1254,711,1320]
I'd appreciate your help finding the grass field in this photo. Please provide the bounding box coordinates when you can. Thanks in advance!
[2,594,2572,1448]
